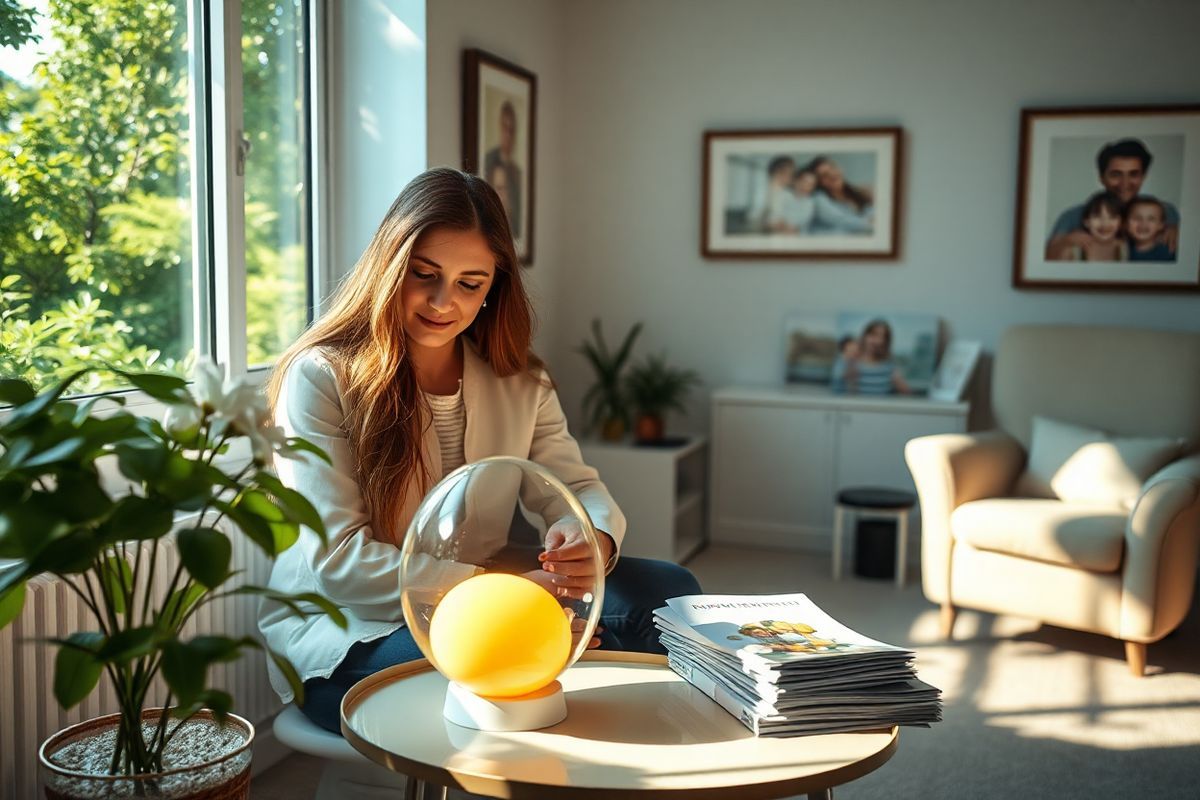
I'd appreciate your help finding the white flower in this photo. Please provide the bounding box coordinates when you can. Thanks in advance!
[177,358,311,465]
[162,402,203,438]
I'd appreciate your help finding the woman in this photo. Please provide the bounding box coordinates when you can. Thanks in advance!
[807,156,875,233]
[257,168,700,733]
[845,319,911,396]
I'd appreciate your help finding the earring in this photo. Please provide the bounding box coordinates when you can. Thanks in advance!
[482,299,488,308]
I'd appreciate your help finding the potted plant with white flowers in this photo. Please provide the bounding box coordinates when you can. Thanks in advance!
[0,361,343,799]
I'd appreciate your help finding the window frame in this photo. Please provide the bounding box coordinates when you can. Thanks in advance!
[0,0,328,422]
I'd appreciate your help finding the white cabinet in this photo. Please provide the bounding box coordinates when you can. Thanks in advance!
[579,437,708,563]
[710,386,967,552]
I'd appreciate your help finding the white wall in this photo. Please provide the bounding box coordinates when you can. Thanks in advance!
[426,0,569,359]
[329,0,427,280]
[547,0,1200,432]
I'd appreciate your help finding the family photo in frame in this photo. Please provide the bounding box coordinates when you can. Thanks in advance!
[1013,105,1200,291]
[702,127,902,259]
[462,48,537,264]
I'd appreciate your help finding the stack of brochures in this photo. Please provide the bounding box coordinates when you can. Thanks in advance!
[653,592,942,737]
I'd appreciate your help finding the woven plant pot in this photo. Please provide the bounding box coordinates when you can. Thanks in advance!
[39,709,253,800]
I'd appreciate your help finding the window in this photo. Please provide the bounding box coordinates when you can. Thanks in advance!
[0,0,314,395]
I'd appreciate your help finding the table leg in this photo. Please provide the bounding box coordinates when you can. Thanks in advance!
[406,777,449,800]
[807,789,832,799]
[832,505,846,580]
[895,510,909,589]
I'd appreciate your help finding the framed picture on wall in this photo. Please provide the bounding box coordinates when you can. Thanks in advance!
[702,127,903,259]
[462,48,536,264]
[1013,105,1200,291]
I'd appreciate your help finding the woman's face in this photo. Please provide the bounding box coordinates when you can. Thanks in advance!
[401,226,496,354]
[862,324,888,357]
[814,160,844,192]
[1084,206,1122,242]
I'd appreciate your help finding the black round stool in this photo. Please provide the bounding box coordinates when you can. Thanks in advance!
[833,487,917,587]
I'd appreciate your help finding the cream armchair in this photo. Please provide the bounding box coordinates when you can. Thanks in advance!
[906,325,1200,676]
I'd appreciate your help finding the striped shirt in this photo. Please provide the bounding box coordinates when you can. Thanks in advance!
[425,380,466,477]
[854,361,898,395]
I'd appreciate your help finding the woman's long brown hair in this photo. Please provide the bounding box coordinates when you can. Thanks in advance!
[267,168,542,544]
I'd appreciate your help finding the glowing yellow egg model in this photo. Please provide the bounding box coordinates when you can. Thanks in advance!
[429,572,571,697]
[399,457,605,731]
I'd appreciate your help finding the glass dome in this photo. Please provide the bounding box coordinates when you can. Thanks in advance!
[398,457,605,723]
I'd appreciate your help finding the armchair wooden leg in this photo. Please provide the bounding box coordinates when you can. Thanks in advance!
[1125,641,1147,677]
[940,603,957,639]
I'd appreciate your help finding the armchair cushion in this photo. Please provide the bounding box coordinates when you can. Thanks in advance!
[1016,416,1183,508]
[951,498,1127,573]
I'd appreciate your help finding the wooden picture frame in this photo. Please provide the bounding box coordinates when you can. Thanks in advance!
[1013,104,1200,292]
[702,127,903,260]
[462,48,537,265]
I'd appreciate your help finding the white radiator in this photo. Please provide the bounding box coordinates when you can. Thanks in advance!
[0,531,279,800]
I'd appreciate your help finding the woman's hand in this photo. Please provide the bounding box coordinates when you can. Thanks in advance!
[526,518,614,601]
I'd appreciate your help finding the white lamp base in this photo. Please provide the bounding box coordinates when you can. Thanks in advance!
[442,680,566,731]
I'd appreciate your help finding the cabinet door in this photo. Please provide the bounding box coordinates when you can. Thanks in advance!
[834,410,965,493]
[712,402,835,548]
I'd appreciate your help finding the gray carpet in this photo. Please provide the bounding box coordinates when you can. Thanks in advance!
[252,545,1200,799]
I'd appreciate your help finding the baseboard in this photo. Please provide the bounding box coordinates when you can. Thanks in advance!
[712,522,923,566]
[251,712,294,777]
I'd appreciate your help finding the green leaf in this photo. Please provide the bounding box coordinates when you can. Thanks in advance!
[54,634,104,709]
[214,499,275,555]
[0,580,25,630]
[0,379,35,406]
[99,496,174,543]
[0,494,73,560]
[0,437,35,471]
[192,689,233,723]
[234,585,347,629]
[54,471,113,524]
[96,626,158,664]
[29,529,99,574]
[189,635,258,663]
[5,369,90,431]
[115,441,168,483]
[156,452,211,508]
[159,583,206,631]
[160,640,204,706]
[21,436,88,469]
[269,649,305,706]
[98,554,133,614]
[116,371,189,403]
[254,472,326,539]
[0,565,28,598]
[237,490,300,553]
[177,527,231,589]
[283,437,331,465]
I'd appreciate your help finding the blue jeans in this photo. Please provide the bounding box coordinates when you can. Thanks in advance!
[300,556,702,734]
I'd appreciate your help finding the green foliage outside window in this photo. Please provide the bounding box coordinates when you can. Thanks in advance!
[1,0,309,393]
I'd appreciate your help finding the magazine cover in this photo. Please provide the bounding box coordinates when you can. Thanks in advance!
[662,593,911,665]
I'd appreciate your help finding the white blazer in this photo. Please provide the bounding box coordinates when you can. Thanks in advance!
[257,345,626,702]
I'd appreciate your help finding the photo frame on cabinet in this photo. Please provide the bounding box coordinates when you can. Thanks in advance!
[463,48,536,265]
[1013,105,1200,291]
[929,340,981,402]
[702,127,902,259]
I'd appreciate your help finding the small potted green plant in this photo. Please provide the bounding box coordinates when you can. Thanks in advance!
[0,362,343,799]
[578,319,642,441]
[624,353,701,443]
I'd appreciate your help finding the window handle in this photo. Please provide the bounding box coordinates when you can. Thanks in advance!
[235,132,252,176]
